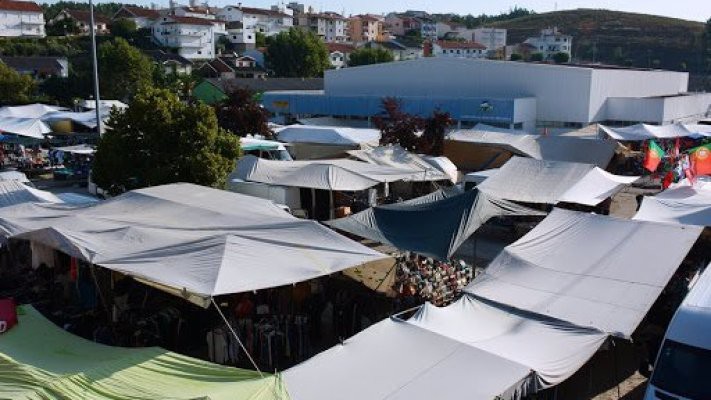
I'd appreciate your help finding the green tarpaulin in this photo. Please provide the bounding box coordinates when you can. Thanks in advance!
[0,305,290,400]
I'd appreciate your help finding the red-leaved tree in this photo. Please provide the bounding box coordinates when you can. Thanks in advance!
[215,87,273,138]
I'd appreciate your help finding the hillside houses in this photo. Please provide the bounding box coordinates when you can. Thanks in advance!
[0,0,45,38]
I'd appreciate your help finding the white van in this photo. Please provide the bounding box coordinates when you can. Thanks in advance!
[644,265,711,400]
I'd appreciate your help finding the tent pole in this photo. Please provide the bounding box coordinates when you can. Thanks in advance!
[311,188,316,219]
[329,190,334,220]
[210,297,264,377]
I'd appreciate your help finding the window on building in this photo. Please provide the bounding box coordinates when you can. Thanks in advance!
[197,50,202,54]
[442,49,446,54]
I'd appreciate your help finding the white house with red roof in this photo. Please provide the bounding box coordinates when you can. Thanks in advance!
[152,15,215,60]
[113,6,161,29]
[0,0,44,37]
[433,40,487,59]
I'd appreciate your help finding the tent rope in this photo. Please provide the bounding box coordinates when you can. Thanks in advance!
[210,297,264,377]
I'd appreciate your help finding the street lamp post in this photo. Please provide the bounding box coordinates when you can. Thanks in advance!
[89,0,102,135]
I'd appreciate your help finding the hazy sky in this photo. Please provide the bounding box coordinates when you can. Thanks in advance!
[97,0,711,22]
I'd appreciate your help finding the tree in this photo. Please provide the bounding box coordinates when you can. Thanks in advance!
[255,32,267,47]
[0,62,36,105]
[348,48,394,67]
[97,37,154,101]
[705,18,711,71]
[46,16,81,36]
[215,87,273,138]
[530,52,544,62]
[553,52,570,64]
[92,86,241,195]
[266,28,330,77]
[110,18,137,40]
[373,98,451,156]
[509,53,522,61]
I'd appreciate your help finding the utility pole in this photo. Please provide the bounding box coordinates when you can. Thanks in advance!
[89,0,102,135]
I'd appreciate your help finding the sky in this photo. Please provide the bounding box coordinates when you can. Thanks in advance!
[93,0,711,22]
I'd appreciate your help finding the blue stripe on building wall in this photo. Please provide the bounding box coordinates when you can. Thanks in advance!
[263,93,515,122]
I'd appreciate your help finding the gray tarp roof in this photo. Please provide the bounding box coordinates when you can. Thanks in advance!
[466,208,702,337]
[232,155,444,191]
[633,179,711,226]
[599,123,711,141]
[325,188,544,260]
[477,157,639,206]
[285,209,702,400]
[0,183,389,305]
[347,145,450,182]
[446,128,617,168]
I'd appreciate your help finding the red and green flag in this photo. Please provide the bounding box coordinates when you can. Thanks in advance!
[690,143,711,176]
[643,140,665,172]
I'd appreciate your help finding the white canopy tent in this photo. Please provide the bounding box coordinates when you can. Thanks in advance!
[232,155,444,191]
[599,123,711,141]
[0,183,389,306]
[0,180,63,207]
[276,125,380,146]
[0,170,30,183]
[0,104,65,119]
[0,117,51,139]
[347,145,451,182]
[446,128,618,168]
[53,144,96,155]
[466,208,702,337]
[42,110,103,129]
[634,179,711,226]
[286,209,702,400]
[477,157,639,206]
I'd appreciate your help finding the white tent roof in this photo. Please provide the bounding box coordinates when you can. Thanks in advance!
[599,123,711,141]
[464,168,499,185]
[0,104,64,119]
[240,137,288,152]
[42,110,106,129]
[276,125,381,146]
[633,179,711,226]
[54,144,96,155]
[0,181,62,207]
[347,145,450,182]
[465,208,702,337]
[0,170,30,183]
[0,183,389,305]
[446,128,617,167]
[80,99,128,110]
[0,117,51,139]
[285,293,607,400]
[477,157,639,206]
[231,155,442,191]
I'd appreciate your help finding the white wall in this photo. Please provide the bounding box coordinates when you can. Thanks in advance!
[0,10,45,37]
[152,19,215,60]
[606,93,711,124]
[325,58,594,124]
[473,28,506,50]
[588,68,688,122]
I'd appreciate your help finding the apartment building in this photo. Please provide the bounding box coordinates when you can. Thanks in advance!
[152,15,215,60]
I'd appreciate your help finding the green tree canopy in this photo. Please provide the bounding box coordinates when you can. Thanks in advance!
[92,86,241,195]
[348,48,394,67]
[529,52,544,62]
[109,18,137,40]
[215,87,272,138]
[0,62,36,105]
[97,37,154,101]
[46,16,81,36]
[553,52,570,64]
[266,28,329,77]
[509,53,522,61]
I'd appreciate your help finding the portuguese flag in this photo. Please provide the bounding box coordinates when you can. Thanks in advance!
[690,143,711,176]
[643,140,665,172]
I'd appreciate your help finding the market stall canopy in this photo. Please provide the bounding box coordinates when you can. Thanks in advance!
[232,155,443,191]
[80,99,128,110]
[0,180,63,207]
[446,128,617,168]
[275,125,380,146]
[465,208,702,337]
[633,179,711,226]
[477,157,639,206]
[325,188,544,260]
[0,183,389,305]
[241,137,288,152]
[42,110,105,129]
[599,123,711,141]
[0,116,51,139]
[0,103,65,119]
[0,305,289,400]
[464,168,499,185]
[53,144,96,155]
[347,145,451,182]
[0,170,30,183]
[284,294,607,400]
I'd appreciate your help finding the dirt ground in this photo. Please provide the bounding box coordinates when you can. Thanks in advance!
[591,373,647,400]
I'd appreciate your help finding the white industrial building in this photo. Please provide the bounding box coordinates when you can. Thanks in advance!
[263,58,711,133]
[0,0,45,38]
